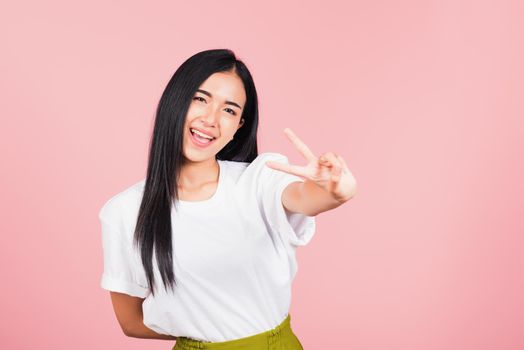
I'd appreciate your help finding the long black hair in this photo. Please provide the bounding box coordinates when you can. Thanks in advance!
[132,49,259,297]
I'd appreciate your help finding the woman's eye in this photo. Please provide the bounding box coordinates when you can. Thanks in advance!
[192,96,235,115]
[224,108,236,115]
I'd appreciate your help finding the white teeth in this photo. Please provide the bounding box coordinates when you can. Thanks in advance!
[190,128,214,140]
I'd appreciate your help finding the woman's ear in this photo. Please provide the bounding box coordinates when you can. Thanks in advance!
[238,118,245,129]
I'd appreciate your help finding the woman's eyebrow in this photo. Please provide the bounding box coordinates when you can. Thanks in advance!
[196,89,242,109]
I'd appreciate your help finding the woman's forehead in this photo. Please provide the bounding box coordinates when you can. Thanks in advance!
[199,72,246,103]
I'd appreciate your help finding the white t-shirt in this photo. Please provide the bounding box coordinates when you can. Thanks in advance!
[99,152,316,342]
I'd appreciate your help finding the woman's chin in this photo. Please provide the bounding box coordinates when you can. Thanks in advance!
[182,147,218,163]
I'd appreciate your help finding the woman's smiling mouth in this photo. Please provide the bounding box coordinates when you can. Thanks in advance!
[189,128,217,147]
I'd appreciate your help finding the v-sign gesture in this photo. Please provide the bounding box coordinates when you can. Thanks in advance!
[265,128,357,205]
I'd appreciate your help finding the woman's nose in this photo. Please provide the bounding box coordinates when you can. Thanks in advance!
[200,107,220,125]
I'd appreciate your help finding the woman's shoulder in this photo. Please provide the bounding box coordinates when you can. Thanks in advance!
[221,152,288,170]
[219,152,289,184]
[98,178,145,227]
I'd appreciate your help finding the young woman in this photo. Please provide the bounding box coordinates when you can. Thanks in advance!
[99,49,357,349]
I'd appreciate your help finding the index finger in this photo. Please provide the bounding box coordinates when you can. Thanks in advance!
[265,160,308,179]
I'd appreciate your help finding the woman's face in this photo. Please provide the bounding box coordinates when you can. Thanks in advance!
[183,71,246,162]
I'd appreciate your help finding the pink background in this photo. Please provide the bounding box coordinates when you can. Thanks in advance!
[1,0,523,349]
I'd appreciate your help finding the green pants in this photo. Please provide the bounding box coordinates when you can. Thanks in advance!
[172,314,304,350]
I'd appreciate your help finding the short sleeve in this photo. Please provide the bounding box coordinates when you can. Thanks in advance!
[99,200,150,298]
[256,152,316,247]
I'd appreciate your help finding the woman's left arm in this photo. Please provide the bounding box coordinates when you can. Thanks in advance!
[265,128,358,217]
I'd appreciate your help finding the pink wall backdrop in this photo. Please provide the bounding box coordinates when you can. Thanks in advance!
[1,0,522,349]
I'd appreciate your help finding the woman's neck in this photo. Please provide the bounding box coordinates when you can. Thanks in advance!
[177,158,219,190]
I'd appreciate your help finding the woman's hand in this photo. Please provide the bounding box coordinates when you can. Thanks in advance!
[265,128,357,204]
